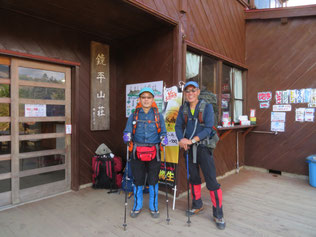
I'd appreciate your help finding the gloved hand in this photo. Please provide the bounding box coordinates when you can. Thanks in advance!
[160,136,168,146]
[123,133,131,144]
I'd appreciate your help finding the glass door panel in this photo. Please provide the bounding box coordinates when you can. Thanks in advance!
[9,58,71,205]
[0,56,11,207]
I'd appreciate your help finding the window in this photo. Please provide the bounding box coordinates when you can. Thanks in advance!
[186,50,245,126]
[221,64,243,123]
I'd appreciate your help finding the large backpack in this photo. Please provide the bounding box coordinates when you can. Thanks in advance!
[182,91,219,149]
[92,154,123,191]
[198,90,218,127]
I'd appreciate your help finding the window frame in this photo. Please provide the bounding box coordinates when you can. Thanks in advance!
[185,48,247,126]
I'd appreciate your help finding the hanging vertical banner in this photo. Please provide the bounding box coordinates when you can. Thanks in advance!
[305,88,312,103]
[126,81,163,118]
[311,89,316,103]
[297,89,305,103]
[161,88,183,164]
[282,90,289,104]
[289,90,296,103]
[90,41,110,130]
[275,91,282,104]
[159,88,183,189]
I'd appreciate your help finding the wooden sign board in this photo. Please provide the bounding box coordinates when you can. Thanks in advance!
[90,41,110,130]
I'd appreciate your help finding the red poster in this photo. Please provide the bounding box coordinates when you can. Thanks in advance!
[258,92,272,101]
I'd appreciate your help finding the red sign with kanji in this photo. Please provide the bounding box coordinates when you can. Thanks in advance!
[258,91,272,102]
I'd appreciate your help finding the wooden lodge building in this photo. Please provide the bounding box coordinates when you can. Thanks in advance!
[0,0,316,208]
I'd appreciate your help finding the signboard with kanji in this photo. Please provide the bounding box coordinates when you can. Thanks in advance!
[90,41,110,130]
[257,91,272,102]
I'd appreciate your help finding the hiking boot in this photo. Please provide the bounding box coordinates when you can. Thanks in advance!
[213,217,226,230]
[130,209,141,218]
[150,210,160,218]
[185,206,204,217]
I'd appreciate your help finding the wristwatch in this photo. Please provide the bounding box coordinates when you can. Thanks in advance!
[191,138,197,144]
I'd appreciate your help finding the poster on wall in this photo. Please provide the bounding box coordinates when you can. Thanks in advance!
[295,108,305,122]
[126,81,163,118]
[282,90,289,104]
[271,112,286,132]
[275,91,282,104]
[260,101,270,108]
[305,88,312,103]
[273,105,292,112]
[304,108,315,122]
[296,89,305,103]
[311,89,316,103]
[289,90,296,103]
[271,122,285,132]
[258,91,272,102]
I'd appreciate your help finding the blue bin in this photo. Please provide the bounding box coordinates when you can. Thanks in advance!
[306,155,316,188]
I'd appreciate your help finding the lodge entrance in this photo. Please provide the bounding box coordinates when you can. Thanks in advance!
[0,56,71,207]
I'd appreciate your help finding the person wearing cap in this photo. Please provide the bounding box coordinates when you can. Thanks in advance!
[123,87,167,218]
[175,81,225,230]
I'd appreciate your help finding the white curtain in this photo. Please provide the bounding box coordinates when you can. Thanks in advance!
[233,68,243,122]
[234,69,243,99]
[186,52,200,79]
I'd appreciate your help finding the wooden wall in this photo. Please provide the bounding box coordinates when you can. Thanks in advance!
[127,0,248,193]
[129,0,246,64]
[245,17,316,175]
[0,0,249,194]
[0,8,175,187]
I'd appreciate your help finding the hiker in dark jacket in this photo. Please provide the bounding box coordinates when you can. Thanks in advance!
[175,81,225,230]
[123,87,167,218]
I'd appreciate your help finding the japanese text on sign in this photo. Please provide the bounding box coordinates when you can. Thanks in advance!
[91,42,110,130]
[258,92,272,102]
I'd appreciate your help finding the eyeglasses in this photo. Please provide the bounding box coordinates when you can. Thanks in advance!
[140,96,154,100]
[185,88,198,93]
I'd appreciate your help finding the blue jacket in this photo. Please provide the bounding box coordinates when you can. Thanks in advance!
[175,100,214,141]
[124,108,167,144]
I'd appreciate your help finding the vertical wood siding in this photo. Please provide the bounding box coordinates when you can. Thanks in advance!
[246,18,316,175]
[130,0,246,64]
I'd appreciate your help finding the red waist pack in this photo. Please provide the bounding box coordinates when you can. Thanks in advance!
[136,146,156,161]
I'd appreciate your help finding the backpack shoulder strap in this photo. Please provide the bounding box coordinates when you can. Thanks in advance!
[198,100,207,125]
[152,101,161,134]
[183,102,189,126]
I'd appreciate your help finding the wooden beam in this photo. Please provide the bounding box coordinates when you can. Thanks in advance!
[245,5,316,20]
[186,40,248,70]
[0,49,80,66]
[19,132,65,141]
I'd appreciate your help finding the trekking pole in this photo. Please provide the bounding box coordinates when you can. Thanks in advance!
[163,146,170,224]
[186,151,191,226]
[123,145,129,231]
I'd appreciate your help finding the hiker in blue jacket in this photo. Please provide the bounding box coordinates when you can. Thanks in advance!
[123,87,167,218]
[175,81,225,230]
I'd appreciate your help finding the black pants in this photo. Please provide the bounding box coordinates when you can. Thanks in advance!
[186,145,220,191]
[131,156,161,186]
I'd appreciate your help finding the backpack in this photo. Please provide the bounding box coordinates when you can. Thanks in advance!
[121,161,134,193]
[199,91,218,127]
[183,92,219,149]
[92,154,123,191]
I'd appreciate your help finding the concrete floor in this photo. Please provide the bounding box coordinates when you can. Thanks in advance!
[1,169,316,237]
